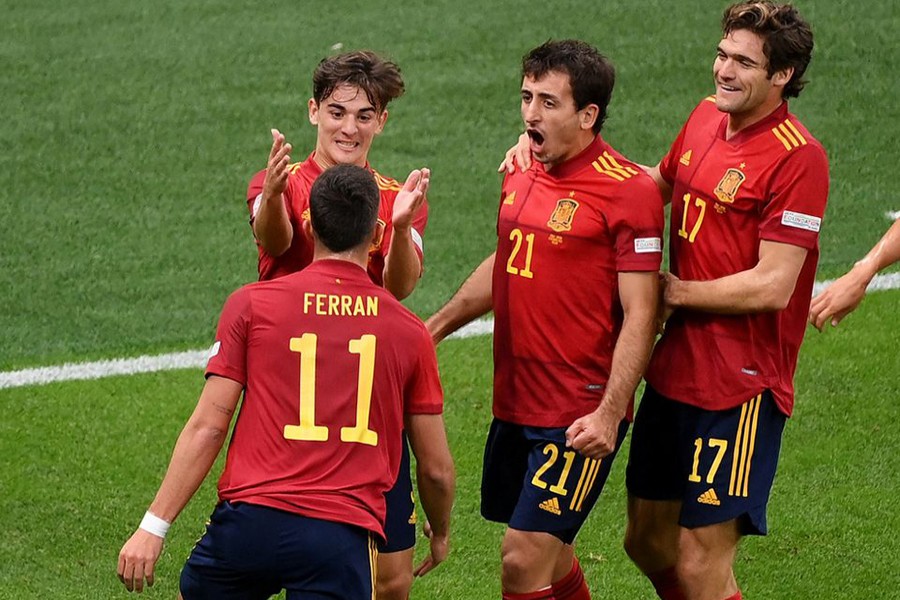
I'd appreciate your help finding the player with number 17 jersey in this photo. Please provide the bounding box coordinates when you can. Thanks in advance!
[645,98,829,416]
[206,258,443,540]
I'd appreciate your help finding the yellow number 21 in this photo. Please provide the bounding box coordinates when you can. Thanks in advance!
[283,333,379,447]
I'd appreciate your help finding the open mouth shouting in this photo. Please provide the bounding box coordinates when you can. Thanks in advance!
[527,129,545,153]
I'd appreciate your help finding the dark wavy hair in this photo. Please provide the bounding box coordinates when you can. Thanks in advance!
[313,50,405,111]
[723,2,814,98]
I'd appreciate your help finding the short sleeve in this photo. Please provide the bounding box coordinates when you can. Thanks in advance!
[205,287,251,385]
[609,176,666,272]
[403,326,444,415]
[246,170,267,223]
[658,120,690,186]
[759,144,829,250]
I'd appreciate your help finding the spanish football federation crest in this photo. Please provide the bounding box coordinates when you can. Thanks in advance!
[368,219,386,253]
[547,198,579,232]
[713,168,746,204]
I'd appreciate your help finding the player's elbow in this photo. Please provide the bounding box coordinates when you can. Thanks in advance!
[386,277,415,301]
[417,457,456,496]
[257,232,291,257]
[753,282,794,312]
[253,220,292,257]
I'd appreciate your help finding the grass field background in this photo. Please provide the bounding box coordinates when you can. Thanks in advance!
[1,0,898,598]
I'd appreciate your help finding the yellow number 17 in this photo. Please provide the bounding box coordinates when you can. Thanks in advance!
[678,193,707,243]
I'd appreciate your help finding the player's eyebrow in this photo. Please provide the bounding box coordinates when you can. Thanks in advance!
[522,88,562,103]
[326,101,377,114]
[717,44,761,67]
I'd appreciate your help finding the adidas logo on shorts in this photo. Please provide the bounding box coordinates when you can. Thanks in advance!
[538,497,562,515]
[697,488,721,506]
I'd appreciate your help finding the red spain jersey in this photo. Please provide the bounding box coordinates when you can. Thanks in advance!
[645,99,829,416]
[205,259,443,540]
[492,134,664,427]
[246,154,428,283]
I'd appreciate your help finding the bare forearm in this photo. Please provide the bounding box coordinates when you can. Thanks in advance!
[253,194,292,256]
[146,422,228,523]
[666,270,783,314]
[383,227,422,300]
[425,254,494,343]
[600,308,657,420]
[415,460,455,539]
[856,219,900,278]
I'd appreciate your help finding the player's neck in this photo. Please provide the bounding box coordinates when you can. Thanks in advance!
[312,246,369,271]
[545,131,596,172]
[725,99,783,140]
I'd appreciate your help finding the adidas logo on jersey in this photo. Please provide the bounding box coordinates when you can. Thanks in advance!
[538,497,562,515]
[697,488,721,506]
[679,150,692,166]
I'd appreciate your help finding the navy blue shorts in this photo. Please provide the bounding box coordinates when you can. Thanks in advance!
[626,384,786,535]
[180,502,376,600]
[380,431,415,553]
[481,417,629,544]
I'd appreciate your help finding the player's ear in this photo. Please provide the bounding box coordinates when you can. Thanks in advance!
[771,66,794,89]
[579,103,599,132]
[302,218,315,240]
[308,98,319,126]
[374,110,388,135]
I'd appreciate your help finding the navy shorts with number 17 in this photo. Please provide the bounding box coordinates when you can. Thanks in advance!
[626,384,786,535]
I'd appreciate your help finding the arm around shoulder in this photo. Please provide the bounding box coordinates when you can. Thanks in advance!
[425,253,495,344]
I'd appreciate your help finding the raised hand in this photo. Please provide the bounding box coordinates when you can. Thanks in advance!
[392,168,430,232]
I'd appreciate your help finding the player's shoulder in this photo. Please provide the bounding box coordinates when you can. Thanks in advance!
[681,96,723,128]
[371,168,403,193]
[768,110,826,158]
[585,145,658,194]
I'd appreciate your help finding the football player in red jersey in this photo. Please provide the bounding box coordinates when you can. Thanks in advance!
[501,5,829,599]
[429,40,663,600]
[248,51,431,600]
[117,165,454,599]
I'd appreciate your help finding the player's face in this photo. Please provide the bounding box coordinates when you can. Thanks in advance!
[521,71,596,171]
[309,84,387,169]
[713,29,792,131]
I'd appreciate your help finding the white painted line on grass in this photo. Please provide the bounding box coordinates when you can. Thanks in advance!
[811,272,900,296]
[0,349,210,390]
[3,274,899,391]
[885,211,900,221]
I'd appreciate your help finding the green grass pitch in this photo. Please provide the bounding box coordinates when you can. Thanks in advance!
[1,0,898,598]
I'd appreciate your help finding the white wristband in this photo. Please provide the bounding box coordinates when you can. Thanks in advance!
[139,511,171,539]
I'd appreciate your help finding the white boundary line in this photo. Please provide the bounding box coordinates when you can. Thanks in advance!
[2,274,899,391]
[885,210,900,220]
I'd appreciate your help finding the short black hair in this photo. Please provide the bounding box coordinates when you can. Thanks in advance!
[522,40,616,134]
[309,164,380,253]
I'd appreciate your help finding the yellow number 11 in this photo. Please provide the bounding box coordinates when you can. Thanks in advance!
[283,333,379,446]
